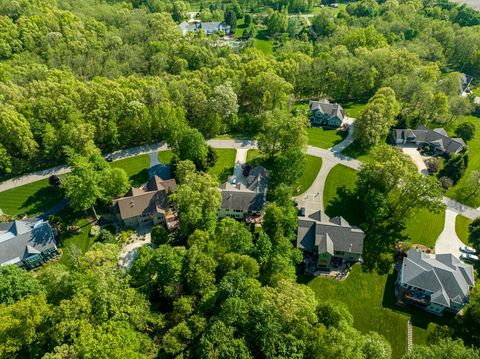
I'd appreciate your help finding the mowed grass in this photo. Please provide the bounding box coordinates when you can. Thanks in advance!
[323,164,363,225]
[158,150,174,165]
[58,218,95,267]
[0,179,63,216]
[402,209,445,248]
[307,127,345,149]
[207,149,236,183]
[446,114,480,205]
[254,38,273,55]
[343,101,367,118]
[308,265,409,359]
[111,154,150,187]
[456,214,473,245]
[341,141,373,163]
[297,155,322,195]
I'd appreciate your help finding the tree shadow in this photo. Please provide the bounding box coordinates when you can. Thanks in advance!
[21,186,63,216]
[130,168,150,187]
[325,185,365,226]
[218,166,235,184]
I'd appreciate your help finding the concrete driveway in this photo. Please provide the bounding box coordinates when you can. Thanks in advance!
[400,146,429,175]
[434,209,463,259]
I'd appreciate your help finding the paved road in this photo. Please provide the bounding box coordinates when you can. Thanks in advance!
[451,0,480,10]
[435,209,464,258]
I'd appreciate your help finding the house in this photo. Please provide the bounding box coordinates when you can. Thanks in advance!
[178,21,231,36]
[112,175,178,230]
[218,166,268,221]
[296,214,364,272]
[0,219,59,269]
[309,99,346,128]
[392,126,466,155]
[461,73,473,94]
[396,249,475,316]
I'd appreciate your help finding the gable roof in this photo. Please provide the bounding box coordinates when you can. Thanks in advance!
[0,219,57,266]
[401,249,475,307]
[297,214,364,256]
[219,166,268,212]
[309,99,345,122]
[112,175,176,220]
[392,126,466,154]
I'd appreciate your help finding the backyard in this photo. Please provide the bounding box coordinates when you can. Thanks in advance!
[57,217,95,267]
[0,179,63,216]
[307,127,345,149]
[207,149,236,182]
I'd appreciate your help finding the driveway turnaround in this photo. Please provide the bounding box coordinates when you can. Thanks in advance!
[434,209,463,259]
[399,146,429,175]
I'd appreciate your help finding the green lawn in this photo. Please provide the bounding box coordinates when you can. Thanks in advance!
[456,214,473,245]
[297,155,322,195]
[307,127,345,149]
[472,87,480,97]
[158,150,174,165]
[111,155,150,187]
[308,265,409,359]
[0,179,63,216]
[246,149,262,165]
[402,209,445,248]
[342,101,367,119]
[341,141,373,163]
[254,38,273,55]
[207,149,236,183]
[446,114,480,205]
[323,164,363,225]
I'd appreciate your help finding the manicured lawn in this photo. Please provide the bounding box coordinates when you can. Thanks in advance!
[111,155,150,187]
[456,214,473,245]
[0,179,63,216]
[246,149,262,164]
[58,218,95,266]
[342,101,367,119]
[402,209,445,248]
[446,114,480,205]
[207,149,236,183]
[254,38,273,55]
[341,141,373,163]
[307,127,345,149]
[158,150,174,165]
[323,164,363,225]
[308,265,409,359]
[296,155,322,195]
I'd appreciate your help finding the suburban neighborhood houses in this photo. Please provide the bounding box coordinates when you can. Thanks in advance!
[396,249,475,316]
[0,219,59,269]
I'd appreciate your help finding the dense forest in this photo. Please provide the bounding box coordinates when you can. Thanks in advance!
[1,0,480,358]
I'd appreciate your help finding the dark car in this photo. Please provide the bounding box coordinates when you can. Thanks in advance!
[298,207,306,217]
[105,155,113,162]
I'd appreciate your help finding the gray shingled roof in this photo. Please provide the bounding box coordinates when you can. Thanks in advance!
[392,126,466,154]
[0,219,57,266]
[309,99,345,122]
[219,166,268,212]
[401,249,475,307]
[297,214,364,255]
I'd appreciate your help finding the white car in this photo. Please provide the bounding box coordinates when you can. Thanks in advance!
[460,253,480,263]
[459,245,477,254]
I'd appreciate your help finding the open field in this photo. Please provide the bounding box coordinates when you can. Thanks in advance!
[456,214,473,245]
[403,209,445,248]
[297,155,322,194]
[111,154,150,186]
[207,149,236,183]
[0,179,63,216]
[307,127,345,149]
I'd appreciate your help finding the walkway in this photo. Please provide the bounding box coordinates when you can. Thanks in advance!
[232,149,248,185]
[407,320,413,352]
[118,230,151,270]
[331,119,356,153]
[435,209,463,259]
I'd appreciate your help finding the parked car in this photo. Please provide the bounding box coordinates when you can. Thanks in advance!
[298,207,305,217]
[459,245,477,255]
[105,155,113,162]
[293,199,299,207]
[460,253,480,263]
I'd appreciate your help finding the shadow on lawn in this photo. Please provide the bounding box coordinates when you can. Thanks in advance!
[325,185,364,226]
[130,168,150,187]
[218,166,235,184]
[381,270,456,332]
[21,186,63,216]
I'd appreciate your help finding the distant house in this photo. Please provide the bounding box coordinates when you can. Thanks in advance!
[0,219,59,269]
[178,21,231,36]
[218,166,268,221]
[309,99,346,128]
[392,126,466,155]
[461,73,473,94]
[112,175,178,230]
[396,249,475,316]
[296,214,364,272]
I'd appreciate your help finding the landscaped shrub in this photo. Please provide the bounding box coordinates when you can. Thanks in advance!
[439,176,453,189]
[455,122,476,142]
[151,225,169,246]
[440,154,467,184]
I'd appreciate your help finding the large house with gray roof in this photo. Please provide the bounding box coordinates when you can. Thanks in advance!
[218,166,268,221]
[309,99,346,128]
[396,249,475,316]
[178,21,231,36]
[392,126,466,155]
[0,219,59,269]
[296,214,364,271]
[112,175,178,230]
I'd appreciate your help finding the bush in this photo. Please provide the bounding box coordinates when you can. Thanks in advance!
[425,158,440,173]
[90,225,101,237]
[455,122,476,142]
[97,229,115,243]
[440,154,467,184]
[151,225,169,246]
[439,176,453,189]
